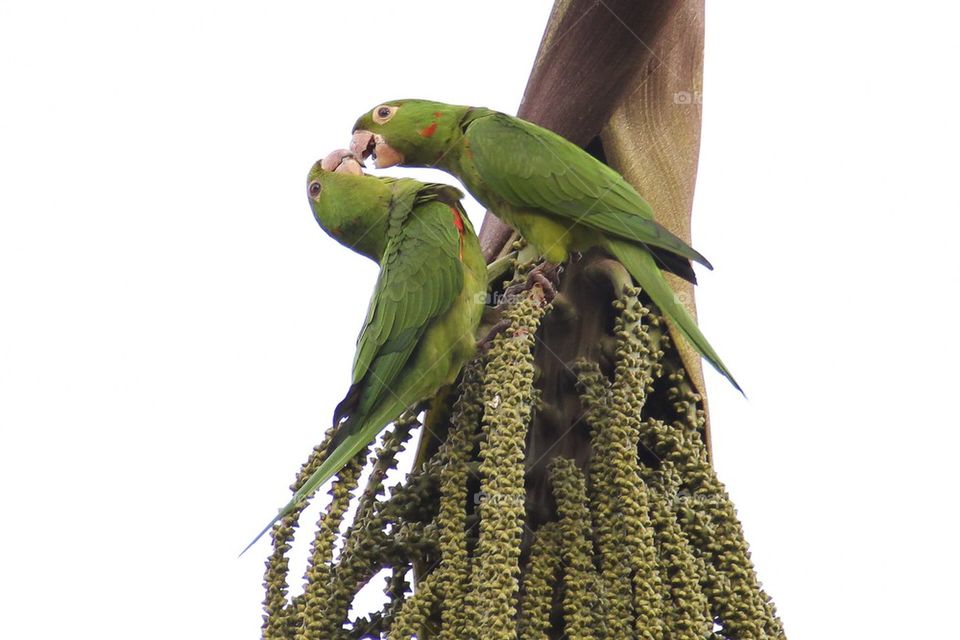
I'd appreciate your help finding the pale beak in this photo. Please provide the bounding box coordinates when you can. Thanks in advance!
[320,149,363,176]
[350,130,405,168]
[349,130,375,162]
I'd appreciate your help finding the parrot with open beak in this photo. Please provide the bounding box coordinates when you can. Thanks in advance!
[242,149,487,554]
[350,100,741,392]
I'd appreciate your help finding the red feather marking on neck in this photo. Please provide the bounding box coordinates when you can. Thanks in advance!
[419,122,438,138]
[450,207,465,233]
[450,206,465,259]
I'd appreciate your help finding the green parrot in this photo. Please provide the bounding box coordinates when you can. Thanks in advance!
[350,100,741,392]
[242,150,487,555]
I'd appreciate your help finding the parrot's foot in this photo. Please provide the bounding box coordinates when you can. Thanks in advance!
[476,261,560,351]
[513,261,561,304]
[477,318,512,353]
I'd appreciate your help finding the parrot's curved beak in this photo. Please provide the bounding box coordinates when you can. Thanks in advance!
[350,130,404,169]
[321,149,364,176]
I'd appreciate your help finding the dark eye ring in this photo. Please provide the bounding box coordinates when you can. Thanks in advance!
[309,181,322,198]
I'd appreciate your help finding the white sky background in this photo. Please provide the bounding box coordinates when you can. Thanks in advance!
[1,1,958,637]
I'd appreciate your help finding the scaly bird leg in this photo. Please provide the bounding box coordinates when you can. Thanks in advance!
[512,260,561,304]
[476,259,561,351]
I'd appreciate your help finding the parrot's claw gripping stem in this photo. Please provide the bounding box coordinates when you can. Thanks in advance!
[527,271,558,303]
[514,261,561,304]
[476,260,560,351]
[477,318,513,353]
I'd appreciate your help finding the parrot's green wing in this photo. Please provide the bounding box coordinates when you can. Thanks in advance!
[336,181,465,421]
[465,112,712,269]
[241,186,464,556]
[339,184,463,424]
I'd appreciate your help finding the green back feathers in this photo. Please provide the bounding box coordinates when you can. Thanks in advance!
[463,112,712,269]
[334,180,467,426]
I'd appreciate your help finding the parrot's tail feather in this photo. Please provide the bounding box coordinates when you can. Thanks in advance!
[238,420,366,557]
[605,238,743,395]
[241,393,415,556]
[332,383,362,426]
[240,512,286,558]
[648,246,698,284]
[325,418,351,454]
[589,211,714,270]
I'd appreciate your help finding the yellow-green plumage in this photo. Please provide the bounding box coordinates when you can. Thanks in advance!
[352,99,740,392]
[242,163,486,554]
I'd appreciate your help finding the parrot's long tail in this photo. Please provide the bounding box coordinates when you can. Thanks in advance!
[605,238,743,394]
[240,401,403,556]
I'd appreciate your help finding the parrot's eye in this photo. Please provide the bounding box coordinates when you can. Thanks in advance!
[372,105,398,125]
[309,181,322,198]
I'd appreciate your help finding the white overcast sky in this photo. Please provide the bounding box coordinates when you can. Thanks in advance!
[2,1,958,638]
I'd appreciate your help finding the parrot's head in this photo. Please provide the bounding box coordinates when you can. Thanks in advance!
[307,150,393,262]
[351,99,465,169]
